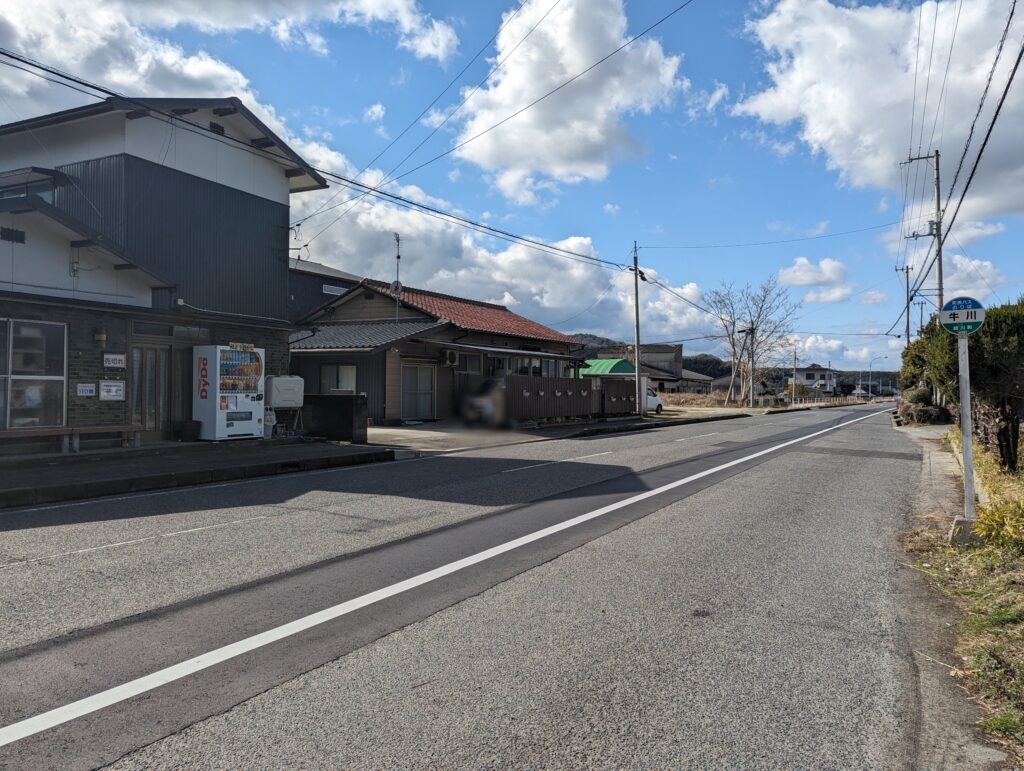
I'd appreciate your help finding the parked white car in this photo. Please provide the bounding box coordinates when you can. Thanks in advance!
[646,387,663,414]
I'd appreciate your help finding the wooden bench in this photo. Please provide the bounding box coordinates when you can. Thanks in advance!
[71,425,144,452]
[0,427,76,453]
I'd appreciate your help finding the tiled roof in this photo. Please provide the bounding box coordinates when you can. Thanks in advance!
[364,279,576,345]
[290,319,448,350]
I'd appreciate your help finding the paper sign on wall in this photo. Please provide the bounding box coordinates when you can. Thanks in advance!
[103,352,127,369]
[99,380,125,401]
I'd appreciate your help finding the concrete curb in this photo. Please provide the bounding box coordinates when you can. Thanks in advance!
[1,448,395,509]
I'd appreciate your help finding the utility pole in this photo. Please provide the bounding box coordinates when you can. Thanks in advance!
[792,348,798,405]
[914,300,927,338]
[392,232,402,321]
[896,265,913,344]
[905,150,944,309]
[748,327,755,409]
[632,241,643,417]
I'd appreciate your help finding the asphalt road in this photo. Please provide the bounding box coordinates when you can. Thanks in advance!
[0,405,961,767]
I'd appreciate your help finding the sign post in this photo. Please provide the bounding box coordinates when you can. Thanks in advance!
[939,296,985,528]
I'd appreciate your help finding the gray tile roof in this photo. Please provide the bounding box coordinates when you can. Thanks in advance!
[290,319,448,351]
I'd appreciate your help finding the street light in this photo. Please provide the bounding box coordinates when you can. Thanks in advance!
[867,355,887,398]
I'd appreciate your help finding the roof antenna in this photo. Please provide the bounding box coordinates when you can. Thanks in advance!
[390,232,403,321]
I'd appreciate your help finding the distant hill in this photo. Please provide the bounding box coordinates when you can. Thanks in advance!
[681,353,731,378]
[570,333,622,348]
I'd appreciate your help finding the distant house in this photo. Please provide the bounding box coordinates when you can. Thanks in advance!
[787,363,838,395]
[580,357,712,394]
[593,343,710,392]
[291,279,581,424]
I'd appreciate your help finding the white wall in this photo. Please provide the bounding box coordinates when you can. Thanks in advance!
[124,111,290,203]
[0,112,126,170]
[0,212,153,306]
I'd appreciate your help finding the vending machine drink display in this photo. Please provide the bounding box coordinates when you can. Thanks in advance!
[192,344,266,440]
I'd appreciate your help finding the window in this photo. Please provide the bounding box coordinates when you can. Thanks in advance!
[455,353,481,374]
[322,284,346,296]
[806,373,814,380]
[319,364,357,394]
[3,320,66,428]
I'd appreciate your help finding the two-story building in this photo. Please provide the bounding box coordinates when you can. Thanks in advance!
[0,96,326,448]
[788,363,838,395]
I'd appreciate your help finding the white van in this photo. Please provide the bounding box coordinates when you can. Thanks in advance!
[646,387,664,414]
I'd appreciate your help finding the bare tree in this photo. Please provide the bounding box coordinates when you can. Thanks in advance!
[705,276,801,404]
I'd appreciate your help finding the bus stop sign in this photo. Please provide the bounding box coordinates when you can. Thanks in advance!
[940,296,985,335]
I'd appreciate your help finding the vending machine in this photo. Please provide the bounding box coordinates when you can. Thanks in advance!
[192,344,266,440]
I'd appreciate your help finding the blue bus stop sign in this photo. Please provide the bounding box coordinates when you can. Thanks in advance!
[940,296,985,335]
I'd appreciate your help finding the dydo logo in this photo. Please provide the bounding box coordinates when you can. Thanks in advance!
[197,356,210,399]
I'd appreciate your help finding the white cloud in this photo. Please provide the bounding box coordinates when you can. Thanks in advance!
[779,256,847,286]
[0,0,458,73]
[878,196,889,212]
[705,82,729,113]
[949,220,1006,246]
[363,102,386,122]
[860,290,889,305]
[0,0,714,347]
[451,0,685,205]
[945,253,1007,301]
[602,202,620,215]
[805,285,853,304]
[447,168,461,183]
[807,220,829,237]
[737,0,1024,226]
[845,347,876,364]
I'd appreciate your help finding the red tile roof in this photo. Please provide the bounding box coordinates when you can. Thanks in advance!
[363,279,576,344]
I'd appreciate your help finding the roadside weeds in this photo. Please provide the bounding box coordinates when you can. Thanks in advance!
[905,430,1024,762]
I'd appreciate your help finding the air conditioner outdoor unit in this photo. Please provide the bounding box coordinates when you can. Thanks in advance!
[442,349,459,367]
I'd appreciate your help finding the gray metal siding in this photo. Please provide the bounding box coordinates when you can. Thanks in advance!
[53,154,290,320]
[288,270,357,322]
[289,351,387,423]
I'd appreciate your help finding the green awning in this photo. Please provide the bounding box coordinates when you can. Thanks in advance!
[579,358,635,376]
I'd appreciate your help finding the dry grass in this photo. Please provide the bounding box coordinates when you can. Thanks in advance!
[909,428,1024,755]
[660,392,732,408]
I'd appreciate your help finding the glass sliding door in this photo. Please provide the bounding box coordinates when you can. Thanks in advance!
[400,364,434,421]
[130,345,171,438]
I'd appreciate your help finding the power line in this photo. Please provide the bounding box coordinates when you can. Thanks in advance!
[944,0,1017,212]
[638,219,928,250]
[370,0,700,188]
[0,47,630,275]
[941,31,1024,250]
[926,0,965,154]
[291,0,532,228]
[301,0,564,244]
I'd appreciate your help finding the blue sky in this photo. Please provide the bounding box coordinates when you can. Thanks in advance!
[3,0,1020,370]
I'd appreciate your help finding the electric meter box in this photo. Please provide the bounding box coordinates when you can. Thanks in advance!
[266,376,305,409]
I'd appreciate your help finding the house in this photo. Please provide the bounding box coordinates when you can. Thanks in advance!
[583,356,712,394]
[291,279,582,424]
[0,96,326,447]
[593,343,710,392]
[288,257,361,322]
[787,363,838,395]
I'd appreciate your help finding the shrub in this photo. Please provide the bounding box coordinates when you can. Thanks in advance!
[975,500,1024,548]
[898,402,951,424]
[903,387,932,405]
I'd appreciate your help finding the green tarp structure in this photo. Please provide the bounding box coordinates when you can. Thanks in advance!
[579,358,635,377]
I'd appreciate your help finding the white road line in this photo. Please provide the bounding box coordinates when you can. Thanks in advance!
[674,432,719,442]
[0,408,889,748]
[0,517,267,571]
[501,452,613,474]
